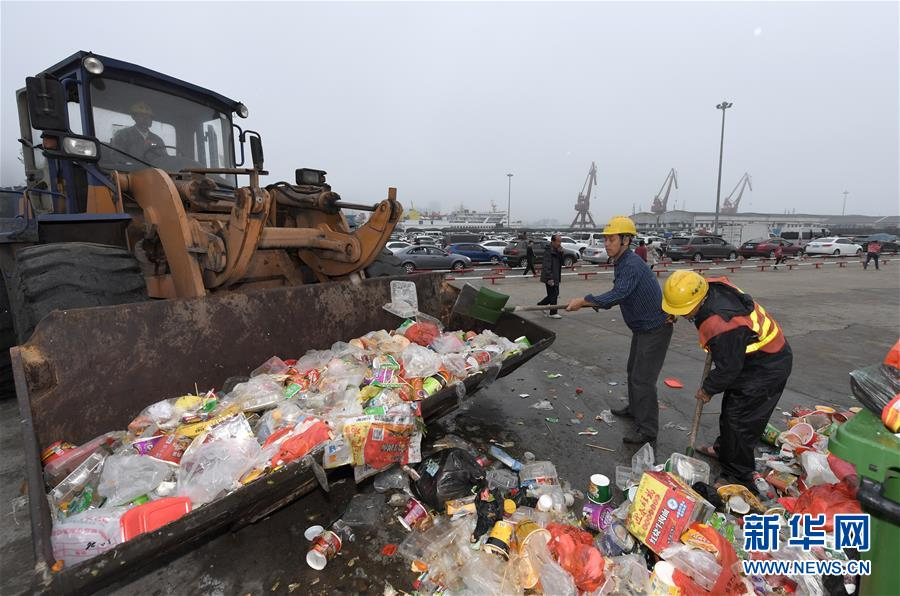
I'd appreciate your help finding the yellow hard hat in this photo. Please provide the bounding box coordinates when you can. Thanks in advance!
[130,101,153,116]
[601,216,638,236]
[662,270,709,315]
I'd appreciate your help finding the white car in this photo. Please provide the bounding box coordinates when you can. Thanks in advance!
[572,232,605,247]
[386,241,411,254]
[582,246,611,264]
[545,235,590,255]
[480,239,509,255]
[803,237,863,256]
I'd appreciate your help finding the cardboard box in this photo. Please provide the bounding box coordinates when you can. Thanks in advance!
[626,471,714,555]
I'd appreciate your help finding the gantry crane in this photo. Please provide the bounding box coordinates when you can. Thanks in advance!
[721,172,752,214]
[650,168,678,214]
[571,162,598,228]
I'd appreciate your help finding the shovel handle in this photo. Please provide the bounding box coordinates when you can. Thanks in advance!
[508,305,561,312]
[688,352,714,453]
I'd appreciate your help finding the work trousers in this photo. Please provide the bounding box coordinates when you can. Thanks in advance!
[537,283,559,315]
[864,253,880,270]
[714,373,791,482]
[625,322,674,437]
[523,260,536,276]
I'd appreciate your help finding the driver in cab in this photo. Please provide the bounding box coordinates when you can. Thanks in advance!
[111,101,166,160]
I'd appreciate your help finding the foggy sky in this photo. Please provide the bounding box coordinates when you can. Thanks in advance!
[1,1,897,223]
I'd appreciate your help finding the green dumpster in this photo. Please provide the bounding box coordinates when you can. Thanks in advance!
[830,408,900,595]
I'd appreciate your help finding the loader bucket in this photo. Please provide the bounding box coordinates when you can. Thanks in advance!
[12,273,554,593]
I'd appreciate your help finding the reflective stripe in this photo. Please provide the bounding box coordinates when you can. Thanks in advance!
[746,321,780,353]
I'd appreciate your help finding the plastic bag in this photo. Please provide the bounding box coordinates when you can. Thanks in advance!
[430,332,467,354]
[849,362,899,415]
[343,415,419,469]
[413,448,486,510]
[404,320,441,347]
[250,355,290,377]
[176,415,261,506]
[660,544,721,591]
[799,450,839,487]
[400,344,441,378]
[779,480,862,531]
[631,443,655,477]
[254,401,305,444]
[223,375,285,412]
[264,416,332,467]
[669,524,745,596]
[547,523,606,593]
[51,506,128,566]
[97,453,173,506]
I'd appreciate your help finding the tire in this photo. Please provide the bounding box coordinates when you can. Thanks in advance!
[403,262,416,274]
[833,249,840,256]
[563,256,575,267]
[11,243,148,344]
[451,261,465,271]
[364,249,405,277]
[518,257,528,267]
[728,252,738,261]
[0,271,16,400]
[856,249,863,257]
[490,255,500,264]
[693,252,703,262]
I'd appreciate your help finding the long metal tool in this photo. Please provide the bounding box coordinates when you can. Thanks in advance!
[686,352,714,456]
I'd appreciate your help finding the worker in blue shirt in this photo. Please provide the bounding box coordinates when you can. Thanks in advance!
[566,216,673,445]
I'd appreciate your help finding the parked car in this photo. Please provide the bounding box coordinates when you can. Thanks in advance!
[738,237,803,259]
[447,243,502,264]
[571,232,605,247]
[636,235,667,256]
[551,235,590,255]
[503,240,579,267]
[804,237,863,256]
[582,246,611,264]
[385,240,411,254]
[412,235,438,246]
[396,246,472,272]
[480,239,509,255]
[665,236,739,262]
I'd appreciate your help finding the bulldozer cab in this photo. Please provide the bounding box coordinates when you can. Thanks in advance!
[8,51,402,295]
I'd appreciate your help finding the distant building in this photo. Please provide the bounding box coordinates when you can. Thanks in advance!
[632,210,898,235]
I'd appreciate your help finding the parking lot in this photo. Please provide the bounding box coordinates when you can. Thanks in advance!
[1,263,897,594]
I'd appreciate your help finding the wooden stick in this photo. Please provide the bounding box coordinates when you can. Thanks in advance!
[585,443,615,452]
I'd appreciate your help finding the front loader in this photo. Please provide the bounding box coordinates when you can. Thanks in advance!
[0,51,404,395]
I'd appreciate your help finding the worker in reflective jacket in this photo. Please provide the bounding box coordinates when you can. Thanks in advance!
[661,271,793,486]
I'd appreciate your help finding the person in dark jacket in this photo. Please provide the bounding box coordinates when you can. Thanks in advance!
[566,217,673,445]
[537,235,563,318]
[523,240,536,276]
[662,271,793,486]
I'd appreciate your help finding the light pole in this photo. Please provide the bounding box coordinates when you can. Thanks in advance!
[713,100,733,234]
[506,173,513,230]
[842,190,849,216]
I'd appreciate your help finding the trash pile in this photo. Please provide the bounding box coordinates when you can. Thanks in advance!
[311,400,873,595]
[44,315,531,568]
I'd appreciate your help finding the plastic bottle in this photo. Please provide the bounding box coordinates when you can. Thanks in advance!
[519,460,558,489]
[752,472,776,500]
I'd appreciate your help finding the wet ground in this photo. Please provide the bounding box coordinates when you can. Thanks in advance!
[1,263,897,594]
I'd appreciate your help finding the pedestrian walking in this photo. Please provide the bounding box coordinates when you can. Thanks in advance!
[538,235,563,318]
[523,240,536,276]
[661,271,793,488]
[772,242,785,270]
[566,217,673,445]
[864,240,882,270]
[635,240,648,263]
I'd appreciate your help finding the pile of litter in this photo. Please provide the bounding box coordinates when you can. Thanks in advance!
[43,315,530,568]
[329,403,867,595]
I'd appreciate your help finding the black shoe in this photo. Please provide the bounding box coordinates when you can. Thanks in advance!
[610,407,633,418]
[622,432,656,445]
